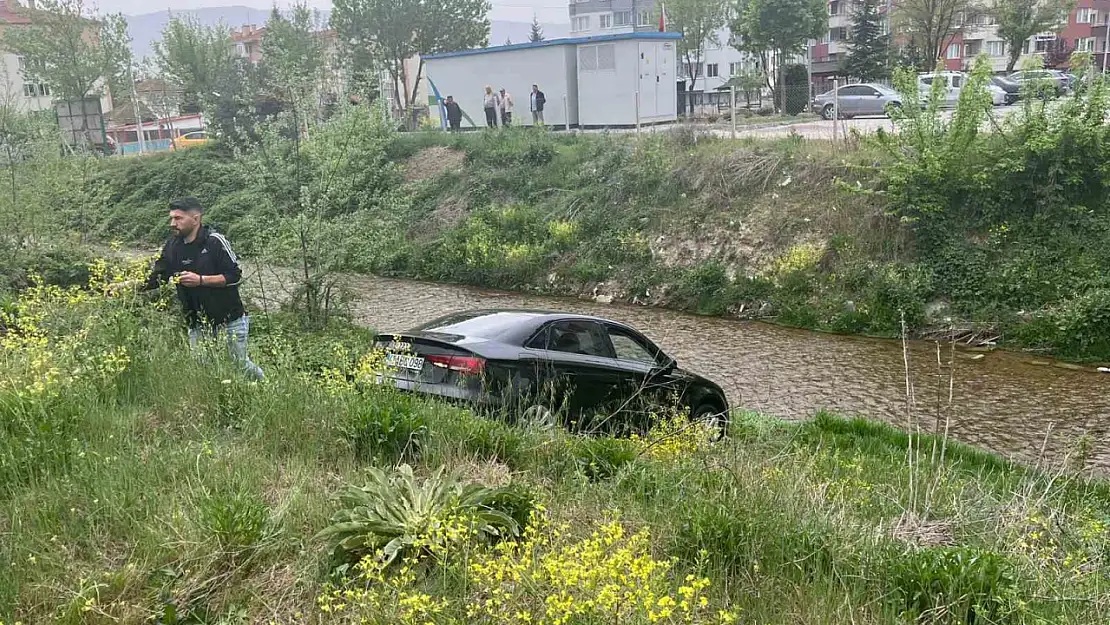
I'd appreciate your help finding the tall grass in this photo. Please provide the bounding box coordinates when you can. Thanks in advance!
[1,269,1108,623]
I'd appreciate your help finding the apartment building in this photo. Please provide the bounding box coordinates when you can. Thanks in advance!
[0,0,112,113]
[813,0,1110,82]
[568,0,755,93]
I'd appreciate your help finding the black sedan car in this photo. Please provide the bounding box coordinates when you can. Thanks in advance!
[374,310,730,435]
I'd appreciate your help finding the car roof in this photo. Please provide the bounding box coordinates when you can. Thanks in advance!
[411,309,626,342]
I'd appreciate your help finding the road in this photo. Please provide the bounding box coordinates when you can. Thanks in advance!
[716,104,1025,139]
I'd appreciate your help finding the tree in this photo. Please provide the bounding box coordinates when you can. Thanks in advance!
[261,3,325,119]
[2,0,131,103]
[667,0,729,90]
[993,0,1072,72]
[893,0,979,69]
[1043,36,1072,68]
[845,0,890,81]
[731,0,826,110]
[332,0,490,119]
[154,16,235,114]
[529,13,545,42]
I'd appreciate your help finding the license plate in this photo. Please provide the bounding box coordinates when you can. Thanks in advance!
[386,353,425,372]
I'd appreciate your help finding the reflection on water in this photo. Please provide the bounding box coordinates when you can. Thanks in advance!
[275,272,1110,470]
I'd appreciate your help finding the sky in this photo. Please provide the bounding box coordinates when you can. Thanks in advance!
[95,0,571,23]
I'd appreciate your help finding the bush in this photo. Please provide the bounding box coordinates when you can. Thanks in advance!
[340,390,428,464]
[887,547,1019,624]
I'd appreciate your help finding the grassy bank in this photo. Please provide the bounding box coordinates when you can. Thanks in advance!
[2,259,1110,623]
[71,69,1110,362]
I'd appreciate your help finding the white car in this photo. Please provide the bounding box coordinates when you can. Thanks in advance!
[919,71,1008,107]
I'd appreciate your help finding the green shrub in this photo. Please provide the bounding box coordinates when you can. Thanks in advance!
[316,464,525,570]
[340,391,428,464]
[196,488,271,553]
[565,436,639,480]
[887,546,1019,624]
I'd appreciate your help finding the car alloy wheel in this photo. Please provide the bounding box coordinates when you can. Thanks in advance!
[522,405,557,430]
[822,104,836,120]
[692,404,729,441]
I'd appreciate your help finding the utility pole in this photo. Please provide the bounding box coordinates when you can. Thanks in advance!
[128,59,146,155]
[1103,14,1109,73]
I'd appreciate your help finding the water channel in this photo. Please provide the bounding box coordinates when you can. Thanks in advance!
[252,270,1110,470]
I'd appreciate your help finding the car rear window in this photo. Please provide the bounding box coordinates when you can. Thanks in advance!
[414,311,542,339]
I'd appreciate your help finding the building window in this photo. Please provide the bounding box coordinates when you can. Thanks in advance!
[729,61,744,75]
[22,82,50,98]
[829,1,839,16]
[637,10,652,26]
[613,10,632,26]
[1034,34,1056,53]
[682,62,697,78]
[599,13,612,28]
[963,41,981,56]
[572,15,589,31]
[986,40,1005,57]
[946,43,961,59]
[579,44,616,71]
[705,63,719,77]
[1076,37,1095,52]
[1077,8,1098,24]
[975,13,993,26]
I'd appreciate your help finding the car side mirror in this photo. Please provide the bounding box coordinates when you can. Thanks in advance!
[656,356,677,372]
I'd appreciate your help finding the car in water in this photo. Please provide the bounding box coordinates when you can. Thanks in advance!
[811,83,902,119]
[374,310,730,435]
[172,131,211,150]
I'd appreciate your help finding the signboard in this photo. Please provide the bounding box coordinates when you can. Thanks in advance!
[55,98,107,148]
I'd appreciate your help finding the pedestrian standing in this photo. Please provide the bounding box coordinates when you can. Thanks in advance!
[139,197,264,379]
[483,86,498,128]
[499,88,514,126]
[530,84,546,125]
[444,95,462,131]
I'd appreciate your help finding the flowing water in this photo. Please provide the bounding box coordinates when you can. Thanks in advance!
[250,270,1110,470]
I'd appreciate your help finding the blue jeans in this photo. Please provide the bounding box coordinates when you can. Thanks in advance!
[189,315,265,380]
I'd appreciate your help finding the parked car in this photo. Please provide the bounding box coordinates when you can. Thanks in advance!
[1007,69,1068,97]
[811,83,902,120]
[374,310,730,435]
[919,72,1009,107]
[990,76,1021,105]
[172,131,210,150]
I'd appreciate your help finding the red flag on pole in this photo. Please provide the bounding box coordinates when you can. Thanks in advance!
[659,3,666,31]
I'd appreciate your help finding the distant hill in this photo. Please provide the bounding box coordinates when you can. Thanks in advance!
[126,6,570,62]
[127,6,275,61]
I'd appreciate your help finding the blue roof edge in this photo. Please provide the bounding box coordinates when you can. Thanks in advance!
[425,31,683,60]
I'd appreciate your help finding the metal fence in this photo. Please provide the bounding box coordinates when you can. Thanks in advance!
[677,83,815,119]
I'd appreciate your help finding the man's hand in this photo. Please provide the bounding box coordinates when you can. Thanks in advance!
[176,271,202,288]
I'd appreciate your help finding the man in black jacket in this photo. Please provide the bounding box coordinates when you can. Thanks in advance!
[530,84,546,126]
[444,95,462,131]
[143,197,264,379]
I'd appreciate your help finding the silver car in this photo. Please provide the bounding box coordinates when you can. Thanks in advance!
[811,83,902,120]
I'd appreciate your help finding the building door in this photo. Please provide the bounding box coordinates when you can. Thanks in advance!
[655,42,675,117]
[639,42,658,119]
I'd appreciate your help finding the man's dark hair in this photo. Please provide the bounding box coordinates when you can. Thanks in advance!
[170,197,205,214]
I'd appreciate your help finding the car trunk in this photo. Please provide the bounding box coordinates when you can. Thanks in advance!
[374,332,489,395]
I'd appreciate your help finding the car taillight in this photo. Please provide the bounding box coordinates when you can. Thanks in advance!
[426,354,486,376]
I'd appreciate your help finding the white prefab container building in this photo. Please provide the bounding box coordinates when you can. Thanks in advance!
[424,32,680,130]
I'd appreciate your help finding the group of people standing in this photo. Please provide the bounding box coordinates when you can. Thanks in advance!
[442,84,546,131]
